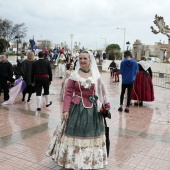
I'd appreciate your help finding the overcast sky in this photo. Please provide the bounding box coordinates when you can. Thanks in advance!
[0,0,170,50]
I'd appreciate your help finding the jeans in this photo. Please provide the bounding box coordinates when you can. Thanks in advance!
[120,82,133,107]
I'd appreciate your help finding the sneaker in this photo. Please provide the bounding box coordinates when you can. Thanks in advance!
[37,108,41,111]
[22,99,25,103]
[118,107,123,112]
[124,108,129,113]
[46,101,52,107]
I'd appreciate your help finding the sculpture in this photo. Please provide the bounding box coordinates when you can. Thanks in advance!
[151,14,170,38]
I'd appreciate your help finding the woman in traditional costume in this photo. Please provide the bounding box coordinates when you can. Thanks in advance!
[56,54,66,78]
[21,52,35,103]
[46,51,110,170]
[65,53,74,70]
[131,57,154,106]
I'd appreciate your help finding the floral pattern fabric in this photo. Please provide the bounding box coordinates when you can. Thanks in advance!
[46,121,108,170]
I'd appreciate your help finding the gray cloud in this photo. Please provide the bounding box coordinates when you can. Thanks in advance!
[1,0,170,50]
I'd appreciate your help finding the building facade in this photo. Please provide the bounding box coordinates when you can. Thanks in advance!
[132,39,168,61]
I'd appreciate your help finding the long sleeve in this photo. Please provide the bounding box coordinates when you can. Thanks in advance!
[48,62,52,81]
[120,61,124,75]
[148,67,152,78]
[63,79,75,112]
[21,61,26,77]
[96,77,110,110]
[108,62,116,69]
[135,62,139,75]
[31,62,35,83]
[8,63,13,81]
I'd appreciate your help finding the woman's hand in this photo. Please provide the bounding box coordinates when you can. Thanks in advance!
[104,103,110,110]
[63,112,69,121]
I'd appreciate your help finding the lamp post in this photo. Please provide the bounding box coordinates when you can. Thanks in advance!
[117,28,126,60]
[126,41,130,50]
[70,34,74,54]
[15,35,20,60]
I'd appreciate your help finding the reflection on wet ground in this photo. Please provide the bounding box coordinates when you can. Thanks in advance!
[0,72,170,170]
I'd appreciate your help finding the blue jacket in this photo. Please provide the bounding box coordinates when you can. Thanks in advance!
[120,59,139,84]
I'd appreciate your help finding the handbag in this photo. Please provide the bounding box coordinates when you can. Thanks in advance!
[104,116,110,157]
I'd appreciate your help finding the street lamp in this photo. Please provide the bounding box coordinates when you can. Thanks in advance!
[126,41,130,50]
[117,28,126,60]
[15,35,20,59]
[70,34,74,54]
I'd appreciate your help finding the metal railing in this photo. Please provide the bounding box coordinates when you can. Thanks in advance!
[152,72,170,89]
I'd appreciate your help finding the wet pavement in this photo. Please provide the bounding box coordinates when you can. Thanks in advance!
[0,71,170,170]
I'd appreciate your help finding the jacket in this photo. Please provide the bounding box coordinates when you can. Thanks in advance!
[120,59,139,84]
[0,61,13,81]
[63,79,95,112]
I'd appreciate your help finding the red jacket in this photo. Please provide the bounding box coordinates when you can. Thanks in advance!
[63,79,95,112]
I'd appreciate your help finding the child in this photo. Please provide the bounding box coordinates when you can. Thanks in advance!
[113,63,120,82]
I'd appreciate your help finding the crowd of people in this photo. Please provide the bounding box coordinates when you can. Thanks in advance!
[0,48,155,169]
[0,51,53,111]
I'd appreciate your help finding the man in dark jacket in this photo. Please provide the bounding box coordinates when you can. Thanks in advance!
[108,60,116,77]
[0,54,13,101]
[31,51,52,111]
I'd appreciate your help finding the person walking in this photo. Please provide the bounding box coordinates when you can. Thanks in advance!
[113,64,120,82]
[56,54,66,78]
[108,60,116,78]
[16,55,25,79]
[118,51,138,113]
[65,53,74,70]
[46,51,110,169]
[131,57,154,106]
[0,53,13,101]
[31,51,52,111]
[21,52,35,103]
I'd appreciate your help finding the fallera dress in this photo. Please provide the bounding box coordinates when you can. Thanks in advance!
[46,71,109,170]
[131,60,154,101]
[55,54,66,78]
